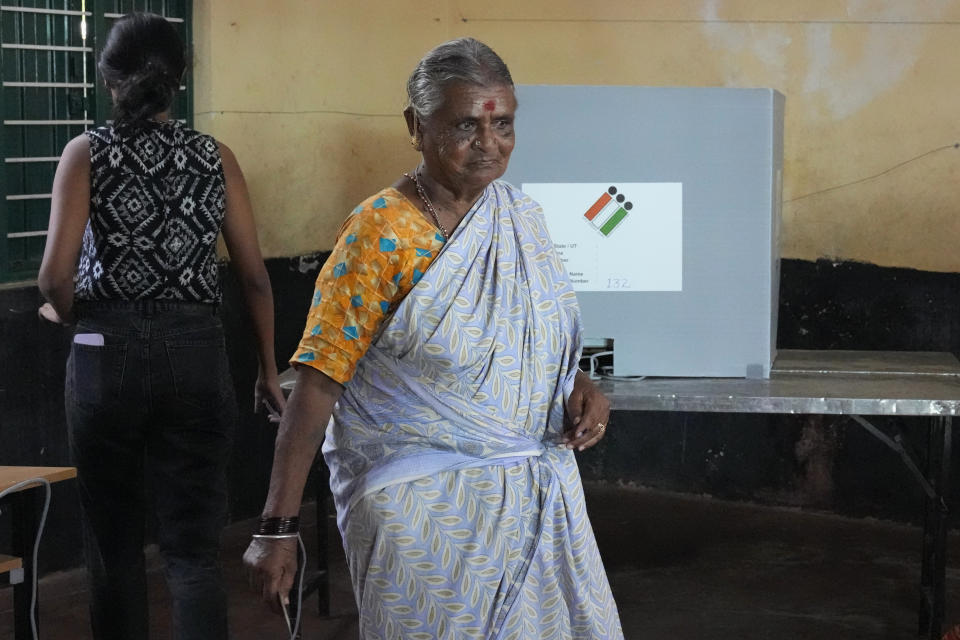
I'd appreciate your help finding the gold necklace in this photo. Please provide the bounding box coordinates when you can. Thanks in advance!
[404,169,449,240]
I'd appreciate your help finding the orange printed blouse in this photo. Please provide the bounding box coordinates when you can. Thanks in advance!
[290,188,446,384]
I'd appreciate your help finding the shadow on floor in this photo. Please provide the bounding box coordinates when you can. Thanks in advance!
[3,483,959,639]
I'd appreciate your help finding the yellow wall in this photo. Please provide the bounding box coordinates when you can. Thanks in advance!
[193,1,960,272]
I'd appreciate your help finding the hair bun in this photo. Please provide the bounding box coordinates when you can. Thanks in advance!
[97,12,186,125]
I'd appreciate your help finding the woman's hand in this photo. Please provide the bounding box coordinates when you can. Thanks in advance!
[563,370,611,451]
[38,302,69,325]
[242,536,298,613]
[255,371,286,423]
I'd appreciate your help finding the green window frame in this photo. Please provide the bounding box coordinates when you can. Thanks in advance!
[0,0,192,283]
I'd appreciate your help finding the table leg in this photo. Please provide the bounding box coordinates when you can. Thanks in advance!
[294,464,330,618]
[315,468,330,617]
[10,490,39,640]
[920,415,951,639]
[286,467,331,637]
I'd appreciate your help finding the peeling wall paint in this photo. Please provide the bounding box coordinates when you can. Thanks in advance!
[802,22,924,120]
[701,0,793,86]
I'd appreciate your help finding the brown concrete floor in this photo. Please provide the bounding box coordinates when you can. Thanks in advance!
[3,483,960,639]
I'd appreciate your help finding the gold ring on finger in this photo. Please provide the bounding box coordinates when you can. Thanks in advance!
[597,422,606,433]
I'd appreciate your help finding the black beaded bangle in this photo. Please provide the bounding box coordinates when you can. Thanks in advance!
[257,516,300,535]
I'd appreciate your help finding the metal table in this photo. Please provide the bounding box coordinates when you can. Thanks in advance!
[597,349,960,639]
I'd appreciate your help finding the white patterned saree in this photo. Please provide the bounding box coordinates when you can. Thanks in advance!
[323,181,624,639]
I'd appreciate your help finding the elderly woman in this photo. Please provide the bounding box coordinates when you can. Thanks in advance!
[245,38,623,638]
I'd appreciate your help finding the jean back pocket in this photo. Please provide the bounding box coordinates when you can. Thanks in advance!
[67,341,128,412]
[164,328,231,411]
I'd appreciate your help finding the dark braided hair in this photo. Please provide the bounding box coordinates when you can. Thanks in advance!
[98,12,186,125]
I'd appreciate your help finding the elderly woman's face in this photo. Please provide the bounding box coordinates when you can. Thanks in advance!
[419,82,517,193]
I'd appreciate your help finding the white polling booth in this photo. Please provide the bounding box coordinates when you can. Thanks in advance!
[503,86,784,378]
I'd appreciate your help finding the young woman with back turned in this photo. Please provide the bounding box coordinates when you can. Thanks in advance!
[38,12,285,639]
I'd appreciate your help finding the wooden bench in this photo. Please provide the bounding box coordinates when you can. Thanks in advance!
[1,466,77,639]
[1,553,24,585]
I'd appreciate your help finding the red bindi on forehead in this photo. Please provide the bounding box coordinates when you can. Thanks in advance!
[483,100,496,111]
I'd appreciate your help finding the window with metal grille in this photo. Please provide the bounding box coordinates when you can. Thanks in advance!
[0,0,192,283]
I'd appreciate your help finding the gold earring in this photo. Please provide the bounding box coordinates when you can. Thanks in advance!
[410,136,421,151]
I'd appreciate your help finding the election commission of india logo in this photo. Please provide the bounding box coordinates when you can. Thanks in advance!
[582,185,632,237]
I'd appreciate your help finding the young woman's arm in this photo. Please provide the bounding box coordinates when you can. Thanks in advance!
[219,142,286,416]
[38,135,91,325]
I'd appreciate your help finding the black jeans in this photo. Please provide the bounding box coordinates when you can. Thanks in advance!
[66,301,237,640]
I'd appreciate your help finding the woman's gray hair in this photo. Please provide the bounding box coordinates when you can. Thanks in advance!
[406,38,514,119]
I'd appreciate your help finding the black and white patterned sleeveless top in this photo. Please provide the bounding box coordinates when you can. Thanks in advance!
[74,120,226,303]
